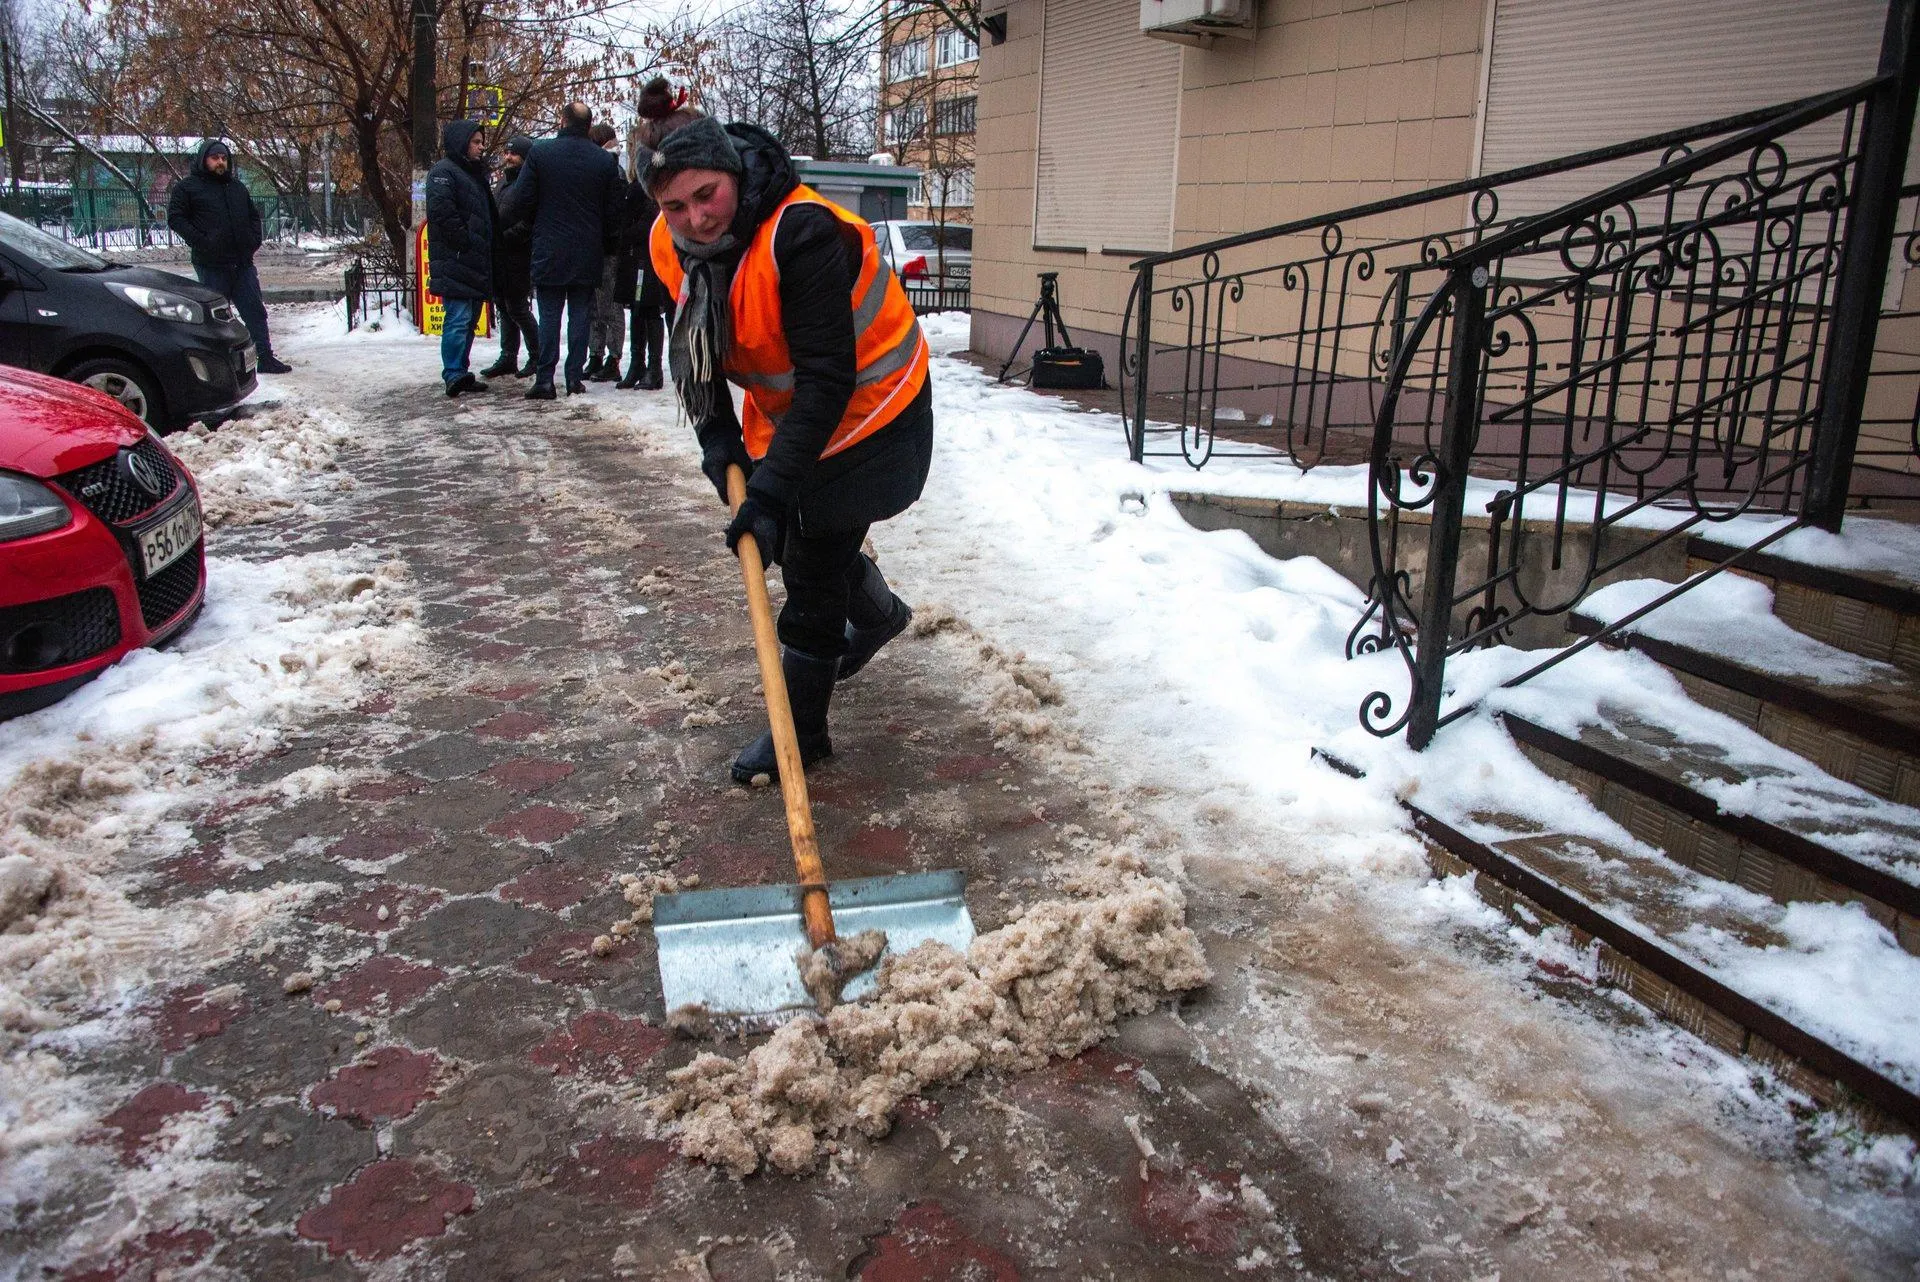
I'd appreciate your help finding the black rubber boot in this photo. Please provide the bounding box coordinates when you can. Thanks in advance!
[732,648,836,785]
[615,353,643,389]
[478,355,518,378]
[839,555,912,681]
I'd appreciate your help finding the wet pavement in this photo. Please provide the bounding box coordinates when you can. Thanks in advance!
[17,349,1920,1280]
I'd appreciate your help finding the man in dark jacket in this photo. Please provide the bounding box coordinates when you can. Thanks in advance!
[497,102,625,399]
[647,118,930,785]
[166,139,291,374]
[480,135,539,378]
[425,119,497,396]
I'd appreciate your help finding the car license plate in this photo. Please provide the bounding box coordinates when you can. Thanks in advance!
[139,499,202,577]
[948,263,970,279]
[242,345,257,375]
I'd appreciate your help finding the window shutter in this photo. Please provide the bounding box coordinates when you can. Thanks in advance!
[1035,0,1181,252]
[1479,0,1898,219]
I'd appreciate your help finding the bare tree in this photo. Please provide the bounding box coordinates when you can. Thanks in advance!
[703,0,880,161]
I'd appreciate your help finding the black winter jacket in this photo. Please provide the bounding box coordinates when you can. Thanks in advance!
[425,120,497,301]
[165,141,264,268]
[494,162,534,298]
[690,124,931,537]
[497,122,625,289]
[612,178,658,305]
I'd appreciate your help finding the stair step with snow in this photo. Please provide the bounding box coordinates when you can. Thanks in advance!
[1570,579,1920,808]
[1411,806,1920,1138]
[1688,534,1920,677]
[1501,711,1920,956]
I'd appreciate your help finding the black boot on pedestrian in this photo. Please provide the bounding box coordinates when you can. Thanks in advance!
[582,354,605,381]
[525,381,557,401]
[566,379,587,395]
[590,359,619,382]
[616,355,643,389]
[445,372,476,398]
[257,354,292,375]
[519,359,540,377]
[731,648,836,785]
[639,366,664,390]
[478,355,517,378]
[839,555,912,681]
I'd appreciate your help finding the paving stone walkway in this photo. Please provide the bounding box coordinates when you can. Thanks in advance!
[21,356,1919,1280]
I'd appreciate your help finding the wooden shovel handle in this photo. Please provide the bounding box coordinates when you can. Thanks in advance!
[727,465,836,948]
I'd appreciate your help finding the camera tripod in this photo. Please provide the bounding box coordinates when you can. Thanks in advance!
[996,272,1076,383]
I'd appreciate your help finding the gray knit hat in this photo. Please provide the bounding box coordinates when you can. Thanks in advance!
[643,116,743,192]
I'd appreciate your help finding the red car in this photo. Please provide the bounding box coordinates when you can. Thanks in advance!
[0,365,205,718]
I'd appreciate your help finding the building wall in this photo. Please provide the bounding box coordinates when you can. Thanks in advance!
[880,4,980,222]
[972,0,1489,364]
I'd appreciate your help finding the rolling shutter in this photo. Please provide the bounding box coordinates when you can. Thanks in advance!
[1035,0,1182,252]
[1478,0,1896,218]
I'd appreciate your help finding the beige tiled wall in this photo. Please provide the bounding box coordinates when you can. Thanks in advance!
[971,0,1491,358]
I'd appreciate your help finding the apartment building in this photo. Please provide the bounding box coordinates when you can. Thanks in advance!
[878,4,981,220]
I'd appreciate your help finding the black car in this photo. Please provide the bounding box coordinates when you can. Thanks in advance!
[0,211,258,433]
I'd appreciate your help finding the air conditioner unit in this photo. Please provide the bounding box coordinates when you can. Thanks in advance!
[1141,0,1257,46]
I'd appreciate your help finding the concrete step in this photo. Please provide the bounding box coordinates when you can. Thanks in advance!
[1567,606,1920,808]
[1689,534,1920,677]
[1502,711,1920,955]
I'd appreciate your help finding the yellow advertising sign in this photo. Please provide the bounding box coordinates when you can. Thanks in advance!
[414,223,491,338]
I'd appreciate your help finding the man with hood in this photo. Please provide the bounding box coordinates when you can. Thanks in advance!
[424,119,498,396]
[498,102,625,399]
[481,135,540,378]
[166,139,291,374]
[646,117,930,786]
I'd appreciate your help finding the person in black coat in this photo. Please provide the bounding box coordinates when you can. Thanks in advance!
[612,161,667,389]
[481,136,540,378]
[166,139,290,373]
[497,102,625,398]
[425,119,497,397]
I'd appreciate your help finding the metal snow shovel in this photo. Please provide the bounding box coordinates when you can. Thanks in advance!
[650,464,975,1019]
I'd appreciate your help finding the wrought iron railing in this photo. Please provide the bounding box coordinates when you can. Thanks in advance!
[344,258,414,332]
[1121,0,1918,749]
[904,280,971,314]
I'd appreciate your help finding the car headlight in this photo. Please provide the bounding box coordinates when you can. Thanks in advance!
[106,281,206,325]
[0,472,73,541]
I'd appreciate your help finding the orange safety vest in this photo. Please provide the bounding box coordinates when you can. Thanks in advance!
[650,184,928,461]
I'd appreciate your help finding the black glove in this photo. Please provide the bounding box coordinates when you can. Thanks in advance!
[725,494,786,566]
[699,435,754,504]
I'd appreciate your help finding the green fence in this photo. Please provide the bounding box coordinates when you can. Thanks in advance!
[0,186,374,251]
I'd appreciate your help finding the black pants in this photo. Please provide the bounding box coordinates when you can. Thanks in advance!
[194,260,273,358]
[535,284,594,385]
[493,287,539,365]
[777,528,896,659]
[627,300,666,376]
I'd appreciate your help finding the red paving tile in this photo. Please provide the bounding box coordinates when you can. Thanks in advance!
[149,986,247,1053]
[484,758,576,794]
[326,826,433,863]
[528,1013,669,1082]
[1132,1160,1247,1257]
[314,884,446,933]
[314,954,448,1014]
[846,823,911,867]
[486,803,581,844]
[356,692,396,715]
[346,775,427,802]
[672,842,790,887]
[61,1226,215,1281]
[474,710,549,740]
[934,754,1002,780]
[500,864,594,911]
[549,1135,678,1209]
[99,1083,210,1163]
[515,930,622,985]
[149,846,227,890]
[309,1048,443,1126]
[467,641,527,663]
[296,1159,474,1260]
[855,1202,1021,1281]
[808,771,890,811]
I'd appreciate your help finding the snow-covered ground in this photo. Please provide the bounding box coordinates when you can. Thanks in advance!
[0,381,422,1240]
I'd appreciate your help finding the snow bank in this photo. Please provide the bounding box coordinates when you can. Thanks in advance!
[167,404,356,528]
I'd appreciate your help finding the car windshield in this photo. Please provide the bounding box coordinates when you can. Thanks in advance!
[0,211,111,271]
[897,224,971,252]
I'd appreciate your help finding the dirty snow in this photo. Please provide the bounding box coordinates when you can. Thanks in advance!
[0,366,422,1250]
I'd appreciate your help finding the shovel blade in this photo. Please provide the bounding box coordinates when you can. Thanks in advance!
[653,870,974,1017]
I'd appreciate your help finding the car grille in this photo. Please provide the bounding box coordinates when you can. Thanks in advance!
[138,540,204,630]
[54,436,184,526]
[0,587,122,674]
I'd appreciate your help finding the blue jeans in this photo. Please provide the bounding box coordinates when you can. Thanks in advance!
[535,284,595,386]
[440,298,480,387]
[193,260,273,357]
